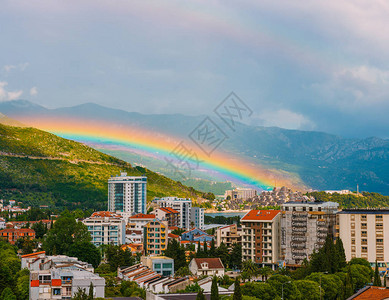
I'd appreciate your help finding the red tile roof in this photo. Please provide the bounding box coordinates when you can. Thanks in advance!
[349,286,389,300]
[0,228,35,233]
[193,258,224,270]
[159,207,179,214]
[168,233,179,238]
[21,251,45,258]
[91,211,122,218]
[241,210,280,221]
[129,213,156,219]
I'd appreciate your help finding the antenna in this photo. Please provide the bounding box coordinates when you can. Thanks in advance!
[357,184,359,195]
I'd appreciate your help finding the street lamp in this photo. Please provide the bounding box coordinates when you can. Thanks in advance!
[319,272,328,300]
[281,281,291,300]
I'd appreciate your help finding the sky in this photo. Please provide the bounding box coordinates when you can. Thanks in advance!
[1,0,389,138]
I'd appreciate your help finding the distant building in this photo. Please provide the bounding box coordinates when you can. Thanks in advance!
[337,208,389,267]
[128,213,156,230]
[190,207,205,230]
[224,188,257,200]
[181,228,213,242]
[153,207,179,227]
[0,228,35,245]
[281,201,339,266]
[346,286,389,300]
[82,211,126,246]
[216,224,241,249]
[154,197,192,230]
[143,219,168,255]
[0,218,5,230]
[189,258,225,277]
[125,229,143,244]
[141,256,174,276]
[108,172,147,217]
[241,210,281,268]
[325,190,352,195]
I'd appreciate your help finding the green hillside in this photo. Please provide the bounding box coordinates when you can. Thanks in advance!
[0,123,202,209]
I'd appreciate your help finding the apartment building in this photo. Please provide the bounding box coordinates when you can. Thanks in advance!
[190,207,205,229]
[108,172,147,218]
[82,211,126,246]
[216,224,241,249]
[0,228,35,244]
[224,188,257,200]
[337,209,389,267]
[141,256,174,276]
[154,197,192,229]
[128,213,156,230]
[153,208,179,227]
[241,210,281,268]
[143,219,168,255]
[281,201,339,266]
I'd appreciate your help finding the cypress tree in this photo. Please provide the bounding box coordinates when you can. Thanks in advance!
[197,241,203,258]
[203,241,208,257]
[335,237,347,271]
[210,239,216,257]
[233,277,242,300]
[196,289,206,300]
[344,266,354,299]
[88,282,94,300]
[211,276,219,300]
[373,261,382,286]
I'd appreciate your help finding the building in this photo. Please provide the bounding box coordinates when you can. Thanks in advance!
[108,172,147,217]
[337,209,389,266]
[82,211,126,246]
[181,228,213,242]
[216,224,241,249]
[241,210,281,268]
[189,258,225,277]
[224,188,257,200]
[154,197,192,229]
[141,256,174,276]
[0,218,5,229]
[143,219,168,255]
[190,207,205,229]
[126,229,143,244]
[23,252,105,300]
[346,286,389,300]
[128,213,156,230]
[0,228,35,244]
[153,207,179,227]
[281,201,339,266]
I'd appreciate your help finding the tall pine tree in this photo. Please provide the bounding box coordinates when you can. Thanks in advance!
[373,261,382,286]
[211,276,219,300]
[196,289,206,300]
[233,277,242,300]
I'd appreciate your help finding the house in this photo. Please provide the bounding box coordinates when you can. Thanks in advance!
[216,224,241,248]
[121,243,143,255]
[181,228,213,242]
[0,218,5,230]
[153,207,179,227]
[0,228,35,244]
[126,229,143,244]
[128,213,156,230]
[346,286,389,299]
[141,256,174,276]
[189,258,225,277]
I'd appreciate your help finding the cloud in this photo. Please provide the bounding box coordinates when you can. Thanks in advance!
[0,82,23,101]
[3,63,30,73]
[30,86,38,96]
[252,109,315,130]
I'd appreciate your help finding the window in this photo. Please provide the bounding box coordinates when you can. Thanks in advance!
[351,215,355,221]
[361,246,368,253]
[351,223,355,229]
[361,231,367,237]
[361,215,367,221]
[361,239,367,245]
[154,263,161,269]
[53,289,61,295]
[351,239,355,245]
[351,231,355,237]
[376,223,383,230]
[361,223,367,229]
[375,215,383,221]
[163,263,172,268]
[376,239,384,244]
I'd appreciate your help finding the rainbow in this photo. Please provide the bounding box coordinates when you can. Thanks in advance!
[19,116,304,191]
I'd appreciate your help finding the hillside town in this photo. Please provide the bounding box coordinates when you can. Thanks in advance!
[0,172,388,300]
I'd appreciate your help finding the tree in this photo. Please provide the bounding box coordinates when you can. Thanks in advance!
[203,242,208,257]
[196,289,206,300]
[72,287,88,300]
[335,238,346,271]
[210,239,216,257]
[259,266,273,282]
[216,243,229,268]
[233,278,242,300]
[16,269,30,300]
[196,241,204,258]
[349,264,373,290]
[32,221,47,239]
[344,267,354,299]
[0,287,17,300]
[211,276,219,300]
[230,243,242,270]
[305,273,340,300]
[105,245,135,272]
[175,267,191,277]
[241,282,278,300]
[242,260,259,282]
[294,280,320,300]
[165,239,187,271]
[88,282,94,300]
[373,261,381,287]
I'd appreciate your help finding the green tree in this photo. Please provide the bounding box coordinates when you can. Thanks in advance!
[335,238,346,271]
[105,245,135,272]
[0,287,16,300]
[216,243,229,268]
[68,241,101,268]
[72,287,88,300]
[242,260,259,282]
[196,289,206,300]
[305,273,341,300]
[344,267,354,299]
[349,264,373,290]
[203,242,208,257]
[233,278,242,300]
[241,282,278,300]
[267,274,300,300]
[373,261,381,286]
[165,239,187,271]
[16,269,30,300]
[210,239,216,257]
[211,276,219,300]
[259,266,273,282]
[294,280,320,300]
[31,221,47,239]
[175,266,191,277]
[230,243,242,270]
[88,282,94,300]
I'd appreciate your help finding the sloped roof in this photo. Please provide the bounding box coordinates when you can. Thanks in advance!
[129,213,156,219]
[347,286,389,300]
[91,211,122,218]
[241,210,280,221]
[21,251,46,258]
[159,207,179,214]
[192,258,224,270]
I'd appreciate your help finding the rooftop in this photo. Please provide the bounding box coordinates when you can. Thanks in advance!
[241,210,280,221]
[129,213,156,219]
[90,211,123,218]
[347,286,389,300]
[192,258,224,270]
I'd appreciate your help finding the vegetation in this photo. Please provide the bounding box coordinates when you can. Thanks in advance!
[0,123,203,209]
[308,191,389,208]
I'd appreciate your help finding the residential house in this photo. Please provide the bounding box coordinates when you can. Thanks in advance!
[216,224,241,249]
[0,228,35,244]
[189,258,225,277]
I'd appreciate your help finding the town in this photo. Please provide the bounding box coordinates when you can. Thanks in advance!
[1,172,388,300]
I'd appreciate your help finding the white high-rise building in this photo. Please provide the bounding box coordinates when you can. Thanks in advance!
[190,207,205,229]
[154,197,192,229]
[108,172,147,218]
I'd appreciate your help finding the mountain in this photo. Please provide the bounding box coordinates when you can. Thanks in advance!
[0,122,203,209]
[0,112,26,127]
[1,100,389,194]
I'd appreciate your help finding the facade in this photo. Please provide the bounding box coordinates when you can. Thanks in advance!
[143,219,168,255]
[224,188,257,200]
[126,229,143,244]
[181,228,213,242]
[0,228,35,244]
[281,201,339,266]
[153,208,179,227]
[241,210,281,267]
[0,217,5,229]
[337,209,389,266]
[154,197,192,229]
[189,258,225,277]
[108,172,147,217]
[190,207,205,229]
[141,256,174,276]
[128,213,156,230]
[216,224,242,248]
[82,211,126,246]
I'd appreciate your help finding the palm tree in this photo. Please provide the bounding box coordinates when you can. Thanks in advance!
[259,266,273,282]
[242,260,259,282]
